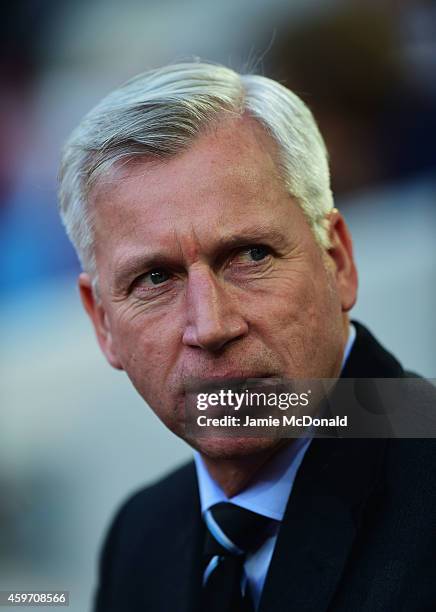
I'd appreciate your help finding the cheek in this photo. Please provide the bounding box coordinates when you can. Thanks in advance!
[256,269,328,326]
[110,308,181,400]
[113,317,186,436]
[248,266,342,374]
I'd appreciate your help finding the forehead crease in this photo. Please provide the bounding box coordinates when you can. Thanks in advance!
[112,219,286,273]
[99,174,289,267]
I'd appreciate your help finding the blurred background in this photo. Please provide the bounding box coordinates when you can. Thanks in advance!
[1,0,435,609]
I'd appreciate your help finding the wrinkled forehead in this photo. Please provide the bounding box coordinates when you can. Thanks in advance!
[87,116,292,253]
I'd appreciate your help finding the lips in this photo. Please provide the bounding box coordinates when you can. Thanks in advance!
[192,371,278,381]
[182,372,282,395]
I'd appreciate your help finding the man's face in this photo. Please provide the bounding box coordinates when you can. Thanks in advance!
[81,116,357,458]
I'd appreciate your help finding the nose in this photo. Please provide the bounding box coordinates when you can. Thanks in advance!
[182,267,248,352]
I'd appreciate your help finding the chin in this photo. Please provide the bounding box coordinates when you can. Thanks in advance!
[188,435,281,460]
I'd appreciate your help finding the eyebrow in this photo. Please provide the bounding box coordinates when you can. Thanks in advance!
[111,225,288,291]
[214,226,287,251]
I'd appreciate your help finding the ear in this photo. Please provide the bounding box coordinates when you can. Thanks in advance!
[78,273,124,370]
[326,209,358,312]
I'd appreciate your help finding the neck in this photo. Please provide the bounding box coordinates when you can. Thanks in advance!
[200,440,289,497]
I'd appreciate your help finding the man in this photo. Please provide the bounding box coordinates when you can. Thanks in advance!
[58,62,436,611]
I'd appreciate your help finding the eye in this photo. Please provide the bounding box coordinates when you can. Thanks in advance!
[245,245,270,262]
[229,245,272,271]
[138,268,171,287]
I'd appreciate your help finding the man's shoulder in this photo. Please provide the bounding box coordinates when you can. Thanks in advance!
[112,459,197,528]
[94,460,201,610]
[384,437,436,487]
[96,460,198,581]
[364,438,436,573]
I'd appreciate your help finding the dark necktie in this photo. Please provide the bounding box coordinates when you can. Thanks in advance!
[200,502,272,612]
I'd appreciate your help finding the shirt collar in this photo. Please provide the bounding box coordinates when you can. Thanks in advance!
[343,321,356,366]
[194,436,310,521]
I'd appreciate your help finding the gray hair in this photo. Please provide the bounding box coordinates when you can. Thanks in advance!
[58,61,334,282]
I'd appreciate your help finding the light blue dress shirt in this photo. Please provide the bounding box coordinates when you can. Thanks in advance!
[194,324,356,609]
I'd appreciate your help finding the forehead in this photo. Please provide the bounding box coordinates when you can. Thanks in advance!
[90,116,295,265]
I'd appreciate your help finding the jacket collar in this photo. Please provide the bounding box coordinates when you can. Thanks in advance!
[341,321,403,379]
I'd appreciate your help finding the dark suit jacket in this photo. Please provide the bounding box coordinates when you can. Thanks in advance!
[94,322,436,611]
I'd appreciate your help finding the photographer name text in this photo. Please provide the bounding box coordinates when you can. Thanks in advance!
[196,414,348,428]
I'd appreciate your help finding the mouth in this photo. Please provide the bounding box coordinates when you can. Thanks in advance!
[172,372,284,430]
[194,371,279,382]
[182,372,282,395]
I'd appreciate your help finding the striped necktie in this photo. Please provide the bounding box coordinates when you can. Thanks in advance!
[201,502,272,612]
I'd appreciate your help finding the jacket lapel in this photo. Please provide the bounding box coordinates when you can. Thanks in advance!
[139,462,205,612]
[156,504,204,612]
[258,437,386,612]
